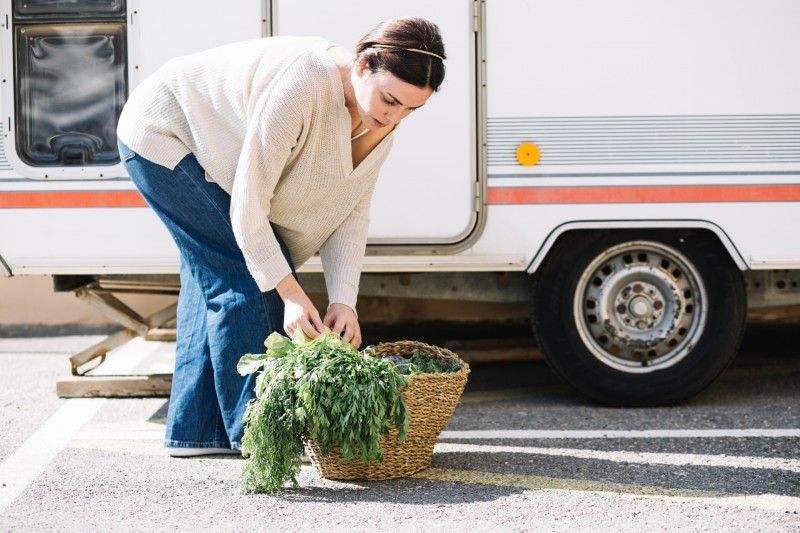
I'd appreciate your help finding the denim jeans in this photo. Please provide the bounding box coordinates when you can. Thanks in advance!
[119,142,292,449]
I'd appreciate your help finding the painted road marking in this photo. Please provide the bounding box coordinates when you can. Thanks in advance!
[64,435,800,513]
[69,428,800,443]
[440,429,800,439]
[433,443,800,473]
[412,468,800,513]
[0,398,105,514]
[0,338,158,514]
[63,430,800,474]
[54,428,800,513]
[413,467,727,498]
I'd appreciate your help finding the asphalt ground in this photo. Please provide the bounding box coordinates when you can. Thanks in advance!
[0,319,798,532]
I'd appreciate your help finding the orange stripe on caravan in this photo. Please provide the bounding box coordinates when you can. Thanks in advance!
[487,184,800,205]
[0,190,148,208]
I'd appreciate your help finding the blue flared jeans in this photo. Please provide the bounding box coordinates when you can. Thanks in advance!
[119,142,292,449]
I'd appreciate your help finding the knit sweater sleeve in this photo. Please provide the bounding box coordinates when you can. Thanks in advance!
[319,185,375,311]
[229,64,308,293]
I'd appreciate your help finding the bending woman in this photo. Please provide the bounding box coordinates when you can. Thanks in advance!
[116,17,446,456]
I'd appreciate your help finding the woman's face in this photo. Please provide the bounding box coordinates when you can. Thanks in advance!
[351,61,433,130]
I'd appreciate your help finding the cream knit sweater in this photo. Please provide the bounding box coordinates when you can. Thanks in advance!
[117,36,393,310]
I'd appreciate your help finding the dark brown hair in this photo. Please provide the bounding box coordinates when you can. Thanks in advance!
[355,17,446,92]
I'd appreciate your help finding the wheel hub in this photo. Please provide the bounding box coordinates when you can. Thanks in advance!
[614,281,667,333]
[574,241,708,373]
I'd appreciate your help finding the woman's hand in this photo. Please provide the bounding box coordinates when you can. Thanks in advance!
[276,274,324,341]
[324,303,361,349]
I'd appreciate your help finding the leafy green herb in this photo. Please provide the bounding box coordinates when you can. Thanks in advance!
[239,352,307,494]
[237,332,410,494]
[388,350,462,375]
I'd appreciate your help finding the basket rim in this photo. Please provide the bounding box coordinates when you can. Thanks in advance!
[369,339,470,372]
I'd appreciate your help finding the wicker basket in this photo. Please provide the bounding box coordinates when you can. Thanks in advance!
[304,340,470,481]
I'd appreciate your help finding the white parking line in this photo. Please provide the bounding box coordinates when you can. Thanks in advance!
[69,430,800,474]
[415,468,800,513]
[433,443,800,473]
[69,427,800,473]
[75,428,800,442]
[0,398,105,514]
[440,429,800,439]
[0,337,164,515]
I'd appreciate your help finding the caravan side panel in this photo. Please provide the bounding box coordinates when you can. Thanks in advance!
[471,0,800,271]
[0,0,263,274]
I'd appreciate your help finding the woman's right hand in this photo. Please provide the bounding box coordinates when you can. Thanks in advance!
[276,274,324,341]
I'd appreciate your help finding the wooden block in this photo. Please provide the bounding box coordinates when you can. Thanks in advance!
[56,374,172,398]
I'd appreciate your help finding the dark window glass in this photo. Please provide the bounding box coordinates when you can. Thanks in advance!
[15,23,127,166]
[12,1,127,168]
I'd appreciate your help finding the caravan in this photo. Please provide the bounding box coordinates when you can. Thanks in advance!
[1,0,798,405]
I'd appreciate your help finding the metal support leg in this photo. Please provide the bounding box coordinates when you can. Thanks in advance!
[69,300,178,376]
[74,287,150,336]
[55,275,180,398]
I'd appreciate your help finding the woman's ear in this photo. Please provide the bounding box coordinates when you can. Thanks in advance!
[354,56,370,77]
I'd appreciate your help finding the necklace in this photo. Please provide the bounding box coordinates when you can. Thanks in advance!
[350,128,369,141]
[350,116,367,141]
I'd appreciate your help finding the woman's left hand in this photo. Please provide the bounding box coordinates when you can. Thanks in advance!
[323,303,362,349]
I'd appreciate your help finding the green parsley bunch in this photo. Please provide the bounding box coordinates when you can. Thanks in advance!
[237,331,410,494]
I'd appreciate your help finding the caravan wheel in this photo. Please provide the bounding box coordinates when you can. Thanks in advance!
[530,229,747,407]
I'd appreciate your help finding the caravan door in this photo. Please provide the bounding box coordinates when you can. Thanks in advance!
[272,0,479,247]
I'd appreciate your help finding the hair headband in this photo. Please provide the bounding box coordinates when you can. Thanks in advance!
[369,44,444,61]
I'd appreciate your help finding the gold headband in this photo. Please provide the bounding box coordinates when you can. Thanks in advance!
[369,44,444,61]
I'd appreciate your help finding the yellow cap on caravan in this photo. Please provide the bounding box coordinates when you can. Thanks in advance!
[516,142,541,166]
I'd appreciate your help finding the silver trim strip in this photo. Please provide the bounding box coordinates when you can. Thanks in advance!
[488,114,800,167]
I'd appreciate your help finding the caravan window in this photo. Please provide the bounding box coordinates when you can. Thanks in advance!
[12,1,127,167]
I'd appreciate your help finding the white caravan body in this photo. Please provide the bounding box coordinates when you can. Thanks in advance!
[1,0,798,405]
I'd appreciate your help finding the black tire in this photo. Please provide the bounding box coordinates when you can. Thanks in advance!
[531,229,747,407]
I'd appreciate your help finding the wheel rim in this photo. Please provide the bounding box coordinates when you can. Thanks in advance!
[573,240,708,374]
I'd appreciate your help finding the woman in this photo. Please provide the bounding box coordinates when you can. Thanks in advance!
[117,17,446,456]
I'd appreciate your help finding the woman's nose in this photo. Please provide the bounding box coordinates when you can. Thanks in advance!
[386,107,403,125]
